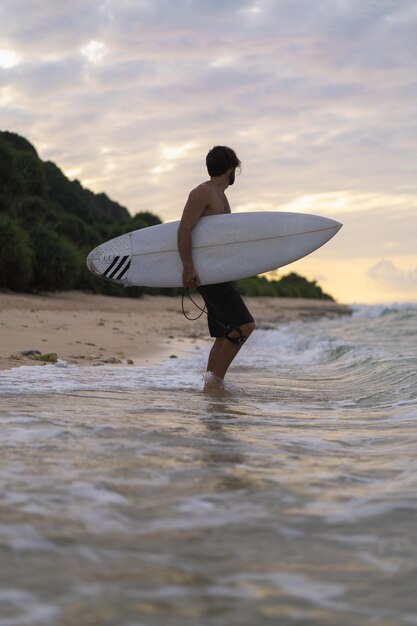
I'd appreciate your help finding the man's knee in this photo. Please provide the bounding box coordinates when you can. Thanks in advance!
[225,321,255,344]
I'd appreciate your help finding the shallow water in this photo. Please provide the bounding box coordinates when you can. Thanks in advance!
[1,303,417,626]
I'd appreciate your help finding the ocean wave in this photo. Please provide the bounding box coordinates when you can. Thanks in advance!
[351,302,417,319]
[1,308,416,412]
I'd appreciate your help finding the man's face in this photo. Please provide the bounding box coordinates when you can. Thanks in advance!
[228,168,236,185]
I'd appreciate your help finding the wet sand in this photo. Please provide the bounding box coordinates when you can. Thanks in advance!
[0,291,350,370]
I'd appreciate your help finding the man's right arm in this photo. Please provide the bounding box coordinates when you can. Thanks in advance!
[177,186,208,288]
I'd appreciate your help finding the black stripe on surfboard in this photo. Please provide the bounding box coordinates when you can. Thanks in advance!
[114,258,131,280]
[103,256,121,277]
[108,255,130,280]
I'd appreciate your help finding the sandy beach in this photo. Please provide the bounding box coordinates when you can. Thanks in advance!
[0,291,351,370]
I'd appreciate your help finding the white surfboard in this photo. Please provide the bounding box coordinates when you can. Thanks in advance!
[86,212,342,288]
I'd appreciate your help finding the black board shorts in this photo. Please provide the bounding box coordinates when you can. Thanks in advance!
[197,282,254,338]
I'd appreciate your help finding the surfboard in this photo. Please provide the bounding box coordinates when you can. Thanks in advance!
[86,211,342,288]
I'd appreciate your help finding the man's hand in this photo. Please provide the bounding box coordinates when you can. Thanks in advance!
[182,264,200,289]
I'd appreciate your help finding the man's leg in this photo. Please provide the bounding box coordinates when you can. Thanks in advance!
[203,321,255,391]
[206,337,226,372]
[211,321,255,379]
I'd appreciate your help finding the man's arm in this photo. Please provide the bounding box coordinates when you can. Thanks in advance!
[177,186,208,288]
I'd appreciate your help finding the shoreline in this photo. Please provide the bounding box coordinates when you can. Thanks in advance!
[0,291,351,371]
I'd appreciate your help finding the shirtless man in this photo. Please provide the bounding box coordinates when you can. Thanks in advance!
[177,146,255,392]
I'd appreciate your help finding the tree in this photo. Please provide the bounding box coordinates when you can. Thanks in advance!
[30,228,80,291]
[0,214,33,290]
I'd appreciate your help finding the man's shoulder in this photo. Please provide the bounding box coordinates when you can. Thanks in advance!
[189,181,211,200]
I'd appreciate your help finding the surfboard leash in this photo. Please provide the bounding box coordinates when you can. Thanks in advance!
[181,288,207,321]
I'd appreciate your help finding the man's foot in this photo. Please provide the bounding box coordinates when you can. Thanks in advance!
[202,371,232,395]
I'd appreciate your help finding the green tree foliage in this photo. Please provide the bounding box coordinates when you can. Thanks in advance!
[16,151,46,197]
[0,136,24,214]
[0,136,16,190]
[0,214,34,290]
[30,227,80,291]
[236,272,333,300]
[0,132,45,212]
[54,213,101,247]
[0,131,39,156]
[16,197,50,230]
[278,272,331,299]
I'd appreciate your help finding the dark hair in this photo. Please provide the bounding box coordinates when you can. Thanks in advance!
[206,146,241,177]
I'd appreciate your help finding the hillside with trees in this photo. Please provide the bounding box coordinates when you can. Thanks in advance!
[0,130,161,296]
[0,130,333,300]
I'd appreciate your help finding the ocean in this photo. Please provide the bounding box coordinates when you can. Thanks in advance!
[0,303,416,626]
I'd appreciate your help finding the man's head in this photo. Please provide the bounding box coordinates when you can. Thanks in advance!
[206,146,241,185]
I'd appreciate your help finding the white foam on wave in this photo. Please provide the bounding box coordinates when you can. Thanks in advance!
[0,523,56,553]
[0,589,60,625]
[221,570,345,606]
[238,323,349,369]
[0,354,205,397]
[351,302,417,319]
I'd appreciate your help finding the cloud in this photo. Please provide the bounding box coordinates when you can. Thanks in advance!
[1,1,416,227]
[0,49,20,68]
[80,40,109,64]
[368,260,417,292]
[277,191,417,217]
[0,1,107,55]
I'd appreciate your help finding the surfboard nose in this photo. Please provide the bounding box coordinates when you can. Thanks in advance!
[316,215,343,237]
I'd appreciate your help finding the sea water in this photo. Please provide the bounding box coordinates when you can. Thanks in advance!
[0,303,416,626]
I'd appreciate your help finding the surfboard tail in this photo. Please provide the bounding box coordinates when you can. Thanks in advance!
[86,233,132,285]
[87,253,132,283]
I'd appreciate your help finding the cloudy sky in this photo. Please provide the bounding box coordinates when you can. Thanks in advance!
[1,0,416,303]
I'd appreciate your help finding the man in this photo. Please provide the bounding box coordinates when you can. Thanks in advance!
[177,146,255,393]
